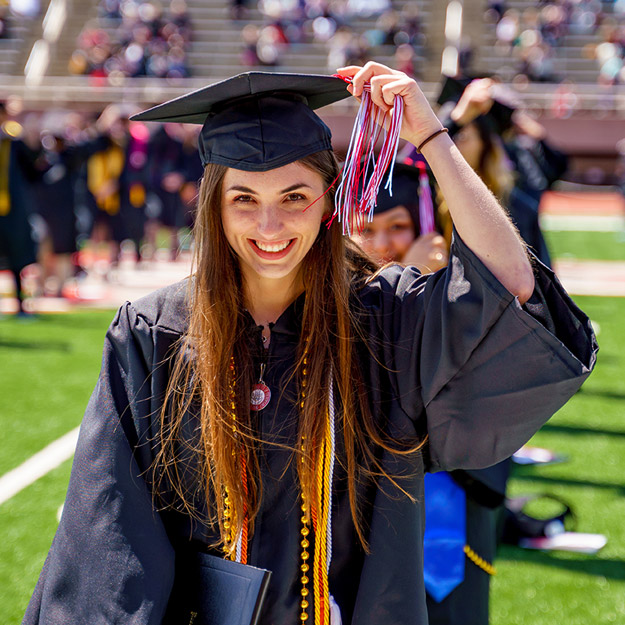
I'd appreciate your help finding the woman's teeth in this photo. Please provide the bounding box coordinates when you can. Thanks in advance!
[255,240,291,252]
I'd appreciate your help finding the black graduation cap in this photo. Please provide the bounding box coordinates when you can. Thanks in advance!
[368,161,438,236]
[374,162,421,215]
[131,72,351,171]
[436,75,515,135]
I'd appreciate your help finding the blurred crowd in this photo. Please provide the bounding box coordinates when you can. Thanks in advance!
[237,0,425,77]
[488,0,625,84]
[69,0,192,82]
[0,102,202,313]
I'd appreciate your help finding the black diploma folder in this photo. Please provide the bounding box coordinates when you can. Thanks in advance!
[163,551,272,625]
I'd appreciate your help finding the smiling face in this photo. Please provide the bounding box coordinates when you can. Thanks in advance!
[355,206,417,264]
[220,161,328,289]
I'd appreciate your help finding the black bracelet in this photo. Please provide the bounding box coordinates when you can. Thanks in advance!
[416,127,449,153]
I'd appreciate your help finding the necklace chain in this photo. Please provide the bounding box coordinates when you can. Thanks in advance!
[225,342,332,625]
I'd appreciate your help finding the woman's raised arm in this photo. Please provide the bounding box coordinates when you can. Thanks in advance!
[336,62,535,304]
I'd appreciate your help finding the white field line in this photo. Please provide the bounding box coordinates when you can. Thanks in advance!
[540,214,625,232]
[0,427,79,506]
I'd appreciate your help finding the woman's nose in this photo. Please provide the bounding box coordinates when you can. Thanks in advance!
[371,231,390,257]
[256,204,284,236]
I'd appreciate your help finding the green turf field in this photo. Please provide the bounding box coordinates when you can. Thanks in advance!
[0,311,114,475]
[543,230,625,262]
[491,295,625,624]
[0,310,114,623]
[1,293,623,624]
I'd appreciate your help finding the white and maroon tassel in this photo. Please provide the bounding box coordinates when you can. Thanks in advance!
[331,78,404,235]
[416,160,435,235]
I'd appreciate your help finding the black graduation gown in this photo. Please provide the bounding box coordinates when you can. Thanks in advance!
[23,233,596,625]
[147,127,186,228]
[0,136,40,272]
[35,136,110,254]
[505,137,569,268]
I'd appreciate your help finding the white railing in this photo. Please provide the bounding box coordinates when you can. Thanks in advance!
[1,75,624,113]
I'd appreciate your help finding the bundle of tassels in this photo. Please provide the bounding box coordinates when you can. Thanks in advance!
[331,77,405,235]
[416,160,435,235]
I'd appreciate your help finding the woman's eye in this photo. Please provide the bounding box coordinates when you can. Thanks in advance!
[285,192,307,202]
[390,223,411,232]
[233,195,254,203]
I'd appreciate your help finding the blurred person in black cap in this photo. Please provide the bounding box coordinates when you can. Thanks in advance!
[0,102,42,315]
[35,113,111,296]
[352,161,449,272]
[353,158,506,625]
[177,122,204,227]
[436,76,516,206]
[86,104,150,267]
[415,74,570,625]
[435,74,564,267]
[23,64,596,625]
[146,122,202,259]
[503,109,569,268]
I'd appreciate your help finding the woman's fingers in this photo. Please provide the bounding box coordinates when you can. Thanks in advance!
[337,61,400,97]
[369,75,399,112]
[336,62,442,145]
[335,65,361,78]
[379,76,416,106]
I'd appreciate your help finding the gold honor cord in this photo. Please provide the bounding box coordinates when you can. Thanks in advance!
[463,545,496,576]
[227,343,336,625]
[0,139,11,216]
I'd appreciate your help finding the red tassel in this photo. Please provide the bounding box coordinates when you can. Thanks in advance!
[416,160,435,234]
[330,76,404,235]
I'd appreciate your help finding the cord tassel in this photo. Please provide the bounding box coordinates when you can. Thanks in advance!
[416,160,435,235]
[331,77,404,235]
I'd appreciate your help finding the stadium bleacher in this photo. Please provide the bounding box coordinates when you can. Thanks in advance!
[477,0,625,83]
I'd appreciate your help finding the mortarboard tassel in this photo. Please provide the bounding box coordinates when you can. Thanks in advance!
[331,77,404,235]
[416,160,435,235]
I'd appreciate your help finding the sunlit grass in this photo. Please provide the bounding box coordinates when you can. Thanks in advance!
[1,294,623,624]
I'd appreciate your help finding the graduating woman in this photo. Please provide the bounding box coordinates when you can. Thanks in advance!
[23,63,596,625]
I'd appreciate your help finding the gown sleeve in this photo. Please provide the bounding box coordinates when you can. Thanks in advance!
[23,303,175,625]
[367,230,597,474]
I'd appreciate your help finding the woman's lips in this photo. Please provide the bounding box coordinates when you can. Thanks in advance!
[248,238,296,260]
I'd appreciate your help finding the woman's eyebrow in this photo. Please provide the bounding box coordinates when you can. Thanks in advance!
[226,185,257,194]
[280,183,312,194]
[225,183,312,194]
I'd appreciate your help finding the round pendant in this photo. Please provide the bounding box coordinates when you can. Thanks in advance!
[250,382,271,411]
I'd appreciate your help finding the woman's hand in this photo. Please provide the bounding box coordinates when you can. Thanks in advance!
[336,62,443,147]
[450,78,494,127]
[402,232,449,273]
[337,63,534,303]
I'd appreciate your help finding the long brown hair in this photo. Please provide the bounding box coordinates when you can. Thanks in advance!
[154,150,423,554]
